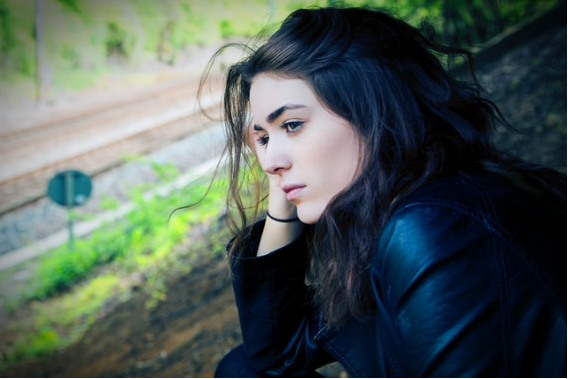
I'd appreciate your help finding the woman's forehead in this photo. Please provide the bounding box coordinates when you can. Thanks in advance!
[249,75,316,113]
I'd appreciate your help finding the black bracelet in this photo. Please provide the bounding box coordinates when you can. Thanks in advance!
[266,211,300,223]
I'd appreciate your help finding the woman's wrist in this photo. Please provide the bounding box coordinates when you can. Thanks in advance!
[258,205,303,256]
[266,211,300,223]
[257,218,304,256]
[256,180,303,256]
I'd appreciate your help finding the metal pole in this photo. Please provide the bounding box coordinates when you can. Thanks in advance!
[35,0,45,106]
[65,171,75,250]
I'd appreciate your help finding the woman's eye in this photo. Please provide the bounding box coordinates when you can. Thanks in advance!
[258,135,269,146]
[283,121,304,133]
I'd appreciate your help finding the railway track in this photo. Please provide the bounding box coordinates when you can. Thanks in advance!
[0,76,223,215]
[0,2,564,218]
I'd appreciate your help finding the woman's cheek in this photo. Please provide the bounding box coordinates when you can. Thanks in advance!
[245,131,263,161]
[253,144,265,164]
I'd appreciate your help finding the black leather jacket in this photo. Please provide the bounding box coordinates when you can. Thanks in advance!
[229,170,566,377]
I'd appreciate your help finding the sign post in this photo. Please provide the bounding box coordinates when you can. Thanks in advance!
[47,170,92,250]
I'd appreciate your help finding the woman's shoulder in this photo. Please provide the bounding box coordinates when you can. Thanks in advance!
[392,168,566,231]
[375,168,566,300]
[371,169,567,378]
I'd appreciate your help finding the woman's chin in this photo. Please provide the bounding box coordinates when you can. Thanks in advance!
[297,208,323,225]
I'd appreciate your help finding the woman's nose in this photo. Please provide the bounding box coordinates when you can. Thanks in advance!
[261,143,291,175]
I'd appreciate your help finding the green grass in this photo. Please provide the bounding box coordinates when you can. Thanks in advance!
[0,158,231,364]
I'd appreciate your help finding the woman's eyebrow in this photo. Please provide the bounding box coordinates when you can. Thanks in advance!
[266,104,305,123]
[253,104,306,130]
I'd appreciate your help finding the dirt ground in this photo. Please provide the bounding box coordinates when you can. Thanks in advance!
[1,11,566,379]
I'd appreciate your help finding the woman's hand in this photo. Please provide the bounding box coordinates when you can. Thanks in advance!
[265,171,298,221]
[249,130,304,256]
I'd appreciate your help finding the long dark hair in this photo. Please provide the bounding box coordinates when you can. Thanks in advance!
[199,6,565,327]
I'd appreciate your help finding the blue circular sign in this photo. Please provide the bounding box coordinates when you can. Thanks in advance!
[47,170,92,207]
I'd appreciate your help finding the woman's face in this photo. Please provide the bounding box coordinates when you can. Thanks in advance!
[249,74,361,224]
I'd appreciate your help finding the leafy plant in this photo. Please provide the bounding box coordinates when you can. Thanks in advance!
[0,158,230,363]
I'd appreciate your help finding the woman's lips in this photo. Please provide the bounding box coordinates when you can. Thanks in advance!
[282,184,306,202]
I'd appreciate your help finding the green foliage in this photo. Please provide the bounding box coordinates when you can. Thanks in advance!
[219,19,235,39]
[13,326,59,359]
[105,21,130,61]
[0,158,229,363]
[0,0,559,99]
[390,0,561,48]
[23,159,219,301]
[0,0,15,56]
[55,0,80,14]
[0,0,34,79]
[10,274,124,361]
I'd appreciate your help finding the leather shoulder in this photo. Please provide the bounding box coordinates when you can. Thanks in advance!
[370,170,567,377]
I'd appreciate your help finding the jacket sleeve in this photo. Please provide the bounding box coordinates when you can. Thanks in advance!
[229,220,334,376]
[371,203,566,377]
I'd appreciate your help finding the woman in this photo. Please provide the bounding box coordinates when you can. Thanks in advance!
[203,6,566,377]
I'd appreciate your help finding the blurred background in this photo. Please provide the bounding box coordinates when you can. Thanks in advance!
[0,0,565,377]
